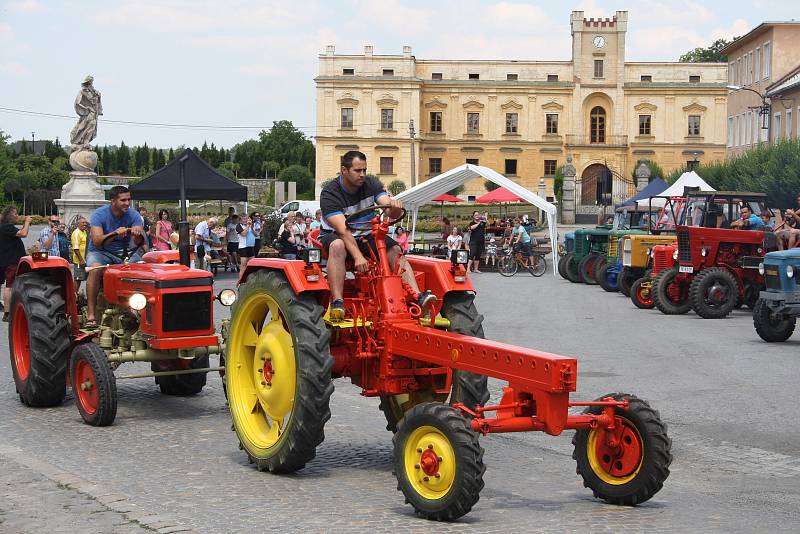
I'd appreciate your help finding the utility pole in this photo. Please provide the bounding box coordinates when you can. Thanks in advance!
[409,119,416,187]
[31,131,35,155]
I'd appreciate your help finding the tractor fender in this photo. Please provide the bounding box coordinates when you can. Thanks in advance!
[239,258,330,305]
[405,255,475,298]
[16,256,79,335]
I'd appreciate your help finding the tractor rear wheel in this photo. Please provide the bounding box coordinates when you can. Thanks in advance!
[689,267,738,319]
[9,273,70,407]
[618,267,635,297]
[630,278,655,309]
[753,298,796,342]
[380,292,490,432]
[226,270,333,473]
[598,264,619,292]
[565,253,582,283]
[653,268,691,315]
[393,402,485,521]
[557,254,569,280]
[572,393,672,505]
[579,254,599,285]
[593,257,608,284]
[70,342,117,426]
[153,355,209,396]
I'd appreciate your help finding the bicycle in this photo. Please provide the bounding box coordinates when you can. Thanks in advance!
[498,245,547,277]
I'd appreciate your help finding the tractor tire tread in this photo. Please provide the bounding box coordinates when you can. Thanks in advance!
[689,267,738,319]
[753,298,796,342]
[70,342,117,426]
[652,268,691,315]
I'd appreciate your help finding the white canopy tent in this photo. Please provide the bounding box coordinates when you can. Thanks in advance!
[395,164,560,275]
[636,171,715,208]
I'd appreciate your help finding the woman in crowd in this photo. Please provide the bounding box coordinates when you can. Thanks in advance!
[0,206,32,322]
[395,226,409,253]
[153,209,173,251]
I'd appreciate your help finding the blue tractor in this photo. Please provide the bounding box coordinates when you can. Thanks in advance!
[753,249,800,342]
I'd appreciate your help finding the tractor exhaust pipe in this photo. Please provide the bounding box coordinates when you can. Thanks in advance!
[178,153,191,268]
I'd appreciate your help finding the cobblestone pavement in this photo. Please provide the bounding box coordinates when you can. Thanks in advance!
[1,266,799,533]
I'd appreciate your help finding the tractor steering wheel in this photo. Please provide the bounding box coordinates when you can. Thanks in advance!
[101,228,144,261]
[345,204,406,232]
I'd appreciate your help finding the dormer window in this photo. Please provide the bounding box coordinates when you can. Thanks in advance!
[431,72,443,80]
[547,74,559,82]
[468,73,480,80]
[342,68,354,76]
[640,75,652,82]
[382,69,394,76]
[507,73,518,81]
[689,75,700,83]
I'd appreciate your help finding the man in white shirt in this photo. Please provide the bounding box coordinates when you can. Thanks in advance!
[194,217,217,270]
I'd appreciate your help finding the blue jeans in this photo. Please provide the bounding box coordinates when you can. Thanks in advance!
[87,248,143,266]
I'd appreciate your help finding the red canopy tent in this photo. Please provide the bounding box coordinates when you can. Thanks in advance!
[475,187,525,203]
[430,193,463,222]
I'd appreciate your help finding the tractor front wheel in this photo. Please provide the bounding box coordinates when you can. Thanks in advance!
[689,267,738,319]
[753,298,796,342]
[572,393,672,505]
[618,267,635,297]
[565,253,582,283]
[653,269,691,315]
[579,254,599,285]
[380,292,489,432]
[598,264,619,292]
[70,343,117,426]
[630,278,655,309]
[226,269,333,473]
[557,254,569,280]
[393,402,485,521]
[9,273,71,407]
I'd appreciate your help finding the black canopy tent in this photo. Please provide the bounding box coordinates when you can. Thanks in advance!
[130,148,247,266]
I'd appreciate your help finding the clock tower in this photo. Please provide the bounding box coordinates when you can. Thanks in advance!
[570,10,628,85]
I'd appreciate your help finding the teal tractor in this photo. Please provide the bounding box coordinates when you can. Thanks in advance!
[753,249,800,342]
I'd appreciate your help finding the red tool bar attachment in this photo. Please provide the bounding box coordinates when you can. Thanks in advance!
[387,322,577,394]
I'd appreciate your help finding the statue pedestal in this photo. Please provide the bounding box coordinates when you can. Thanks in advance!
[54,171,107,224]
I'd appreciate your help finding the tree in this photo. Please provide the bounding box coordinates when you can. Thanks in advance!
[387,179,406,195]
[218,161,241,180]
[680,38,735,63]
[168,147,175,161]
[484,180,500,192]
[631,160,665,182]
[101,145,112,175]
[447,184,465,196]
[116,141,130,174]
[278,164,314,196]
[262,160,281,179]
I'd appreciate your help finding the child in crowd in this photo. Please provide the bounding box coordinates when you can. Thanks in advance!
[486,237,498,267]
[446,226,462,259]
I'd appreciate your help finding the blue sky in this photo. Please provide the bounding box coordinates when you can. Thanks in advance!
[1,0,797,149]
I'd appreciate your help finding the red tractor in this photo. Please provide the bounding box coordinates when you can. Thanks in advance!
[225,205,672,520]
[8,245,234,426]
[653,191,776,318]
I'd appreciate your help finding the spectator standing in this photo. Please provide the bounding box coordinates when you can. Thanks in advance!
[486,237,498,267]
[446,226,462,259]
[139,206,153,249]
[0,206,32,322]
[251,212,263,256]
[236,214,256,268]
[38,214,62,257]
[310,209,323,231]
[278,220,299,260]
[467,210,486,273]
[194,217,217,270]
[153,209,173,251]
[441,217,451,240]
[225,213,240,269]
[71,217,89,291]
[57,222,71,260]
[223,206,236,227]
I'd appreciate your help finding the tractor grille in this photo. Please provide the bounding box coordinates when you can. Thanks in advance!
[575,237,587,256]
[764,267,782,291]
[677,230,692,263]
[162,292,211,332]
[652,249,671,276]
[608,239,618,259]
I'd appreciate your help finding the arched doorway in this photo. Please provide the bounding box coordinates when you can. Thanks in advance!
[590,106,606,143]
[581,163,611,206]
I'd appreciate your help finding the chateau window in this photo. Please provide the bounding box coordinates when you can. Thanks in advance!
[380,108,394,130]
[590,106,606,143]
[689,75,700,83]
[727,116,733,147]
[342,68,354,76]
[432,72,443,80]
[594,60,604,78]
[763,42,771,79]
[382,69,394,76]
[429,158,442,175]
[430,111,442,132]
[504,159,517,176]
[640,75,652,82]
[728,63,734,84]
[687,160,699,170]
[544,160,557,176]
[507,73,518,81]
[467,112,480,133]
[755,48,761,81]
[505,113,518,134]
[688,115,701,136]
[466,158,479,166]
[736,58,742,84]
[545,113,558,134]
[468,73,480,80]
[639,115,652,136]
[773,113,781,141]
[340,108,353,129]
[747,52,753,84]
[547,74,559,82]
[787,109,792,139]
[380,157,394,174]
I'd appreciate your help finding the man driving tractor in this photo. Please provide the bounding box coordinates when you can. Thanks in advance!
[319,150,435,321]
[85,185,146,327]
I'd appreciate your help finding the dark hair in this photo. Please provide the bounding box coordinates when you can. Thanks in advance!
[158,209,170,220]
[109,185,129,200]
[1,205,17,224]
[341,150,367,169]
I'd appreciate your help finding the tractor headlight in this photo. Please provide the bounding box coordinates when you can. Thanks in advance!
[758,262,765,275]
[701,247,707,257]
[454,249,469,265]
[129,292,147,311]
[787,265,795,278]
[217,288,238,306]
[31,251,49,261]
[672,249,679,261]
[303,248,322,264]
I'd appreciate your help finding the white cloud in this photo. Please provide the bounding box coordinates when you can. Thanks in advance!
[7,0,46,14]
[0,62,28,76]
[574,0,608,19]
[486,2,549,30]
[352,0,432,33]
[711,18,752,41]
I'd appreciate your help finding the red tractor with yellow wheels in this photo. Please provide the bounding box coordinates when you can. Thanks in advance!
[225,205,672,520]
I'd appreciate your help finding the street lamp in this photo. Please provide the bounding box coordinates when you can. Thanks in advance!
[726,85,770,130]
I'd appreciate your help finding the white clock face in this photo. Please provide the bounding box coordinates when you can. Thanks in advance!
[593,35,606,48]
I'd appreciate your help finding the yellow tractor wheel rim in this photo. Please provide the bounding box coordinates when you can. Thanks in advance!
[586,419,644,485]
[228,292,297,454]
[403,425,457,500]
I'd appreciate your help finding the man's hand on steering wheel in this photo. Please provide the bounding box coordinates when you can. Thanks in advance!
[386,198,404,219]
[344,204,406,231]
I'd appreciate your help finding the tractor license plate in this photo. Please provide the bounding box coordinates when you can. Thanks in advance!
[679,265,694,273]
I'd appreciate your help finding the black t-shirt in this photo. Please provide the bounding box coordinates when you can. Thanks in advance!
[0,223,25,268]
[279,229,299,255]
[320,176,387,237]
[470,220,486,244]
